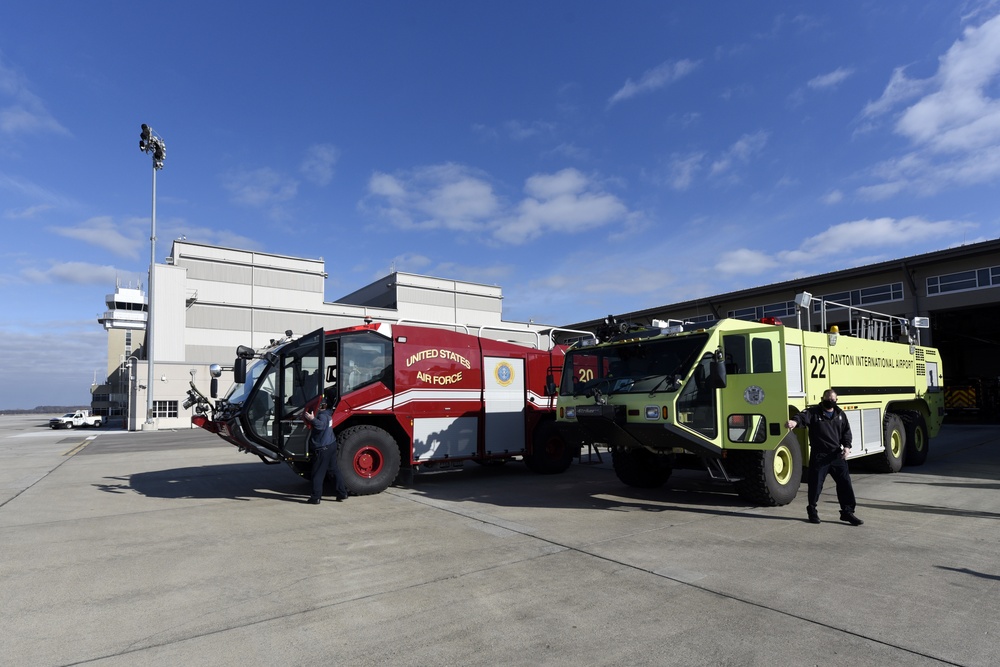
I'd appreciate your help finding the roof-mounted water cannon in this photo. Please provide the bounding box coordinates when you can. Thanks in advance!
[905,316,930,348]
[596,314,636,343]
[651,318,690,334]
[183,366,218,417]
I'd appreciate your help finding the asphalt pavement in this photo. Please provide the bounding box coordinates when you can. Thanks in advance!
[1,414,998,666]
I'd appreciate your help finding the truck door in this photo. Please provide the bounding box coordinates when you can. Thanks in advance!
[720,329,788,446]
[484,357,526,455]
[275,328,325,458]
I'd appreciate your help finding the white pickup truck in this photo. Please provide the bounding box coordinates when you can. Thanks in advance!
[49,410,103,429]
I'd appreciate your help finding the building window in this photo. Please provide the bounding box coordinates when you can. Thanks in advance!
[92,393,110,402]
[680,313,716,324]
[813,282,903,311]
[152,401,178,418]
[125,330,132,357]
[728,301,796,321]
[927,266,1000,295]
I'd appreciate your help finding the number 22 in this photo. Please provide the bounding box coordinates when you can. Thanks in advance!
[809,354,826,379]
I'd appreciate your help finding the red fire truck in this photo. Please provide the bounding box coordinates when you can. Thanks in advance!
[186,321,581,495]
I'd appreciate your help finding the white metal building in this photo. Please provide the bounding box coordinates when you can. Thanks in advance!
[94,240,561,431]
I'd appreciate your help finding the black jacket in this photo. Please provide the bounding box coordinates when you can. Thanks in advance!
[791,405,852,459]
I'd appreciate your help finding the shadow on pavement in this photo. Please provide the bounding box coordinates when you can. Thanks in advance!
[857,499,1000,520]
[397,461,797,522]
[101,456,794,520]
[102,462,309,504]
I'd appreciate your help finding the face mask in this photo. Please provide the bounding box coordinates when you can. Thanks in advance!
[821,399,836,410]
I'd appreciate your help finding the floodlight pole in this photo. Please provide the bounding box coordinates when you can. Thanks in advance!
[139,124,166,428]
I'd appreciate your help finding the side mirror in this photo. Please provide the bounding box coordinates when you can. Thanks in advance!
[210,378,218,399]
[707,360,727,389]
[234,358,247,384]
[544,373,557,397]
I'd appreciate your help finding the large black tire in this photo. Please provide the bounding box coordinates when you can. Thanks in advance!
[336,425,402,496]
[902,411,930,467]
[732,432,803,506]
[524,420,577,475]
[611,447,672,488]
[873,413,906,473]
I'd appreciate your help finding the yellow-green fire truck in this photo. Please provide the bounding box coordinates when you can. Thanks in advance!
[556,294,944,505]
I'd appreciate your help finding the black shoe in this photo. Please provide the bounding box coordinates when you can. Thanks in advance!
[305,497,321,505]
[840,511,863,526]
[807,509,820,524]
[335,494,348,502]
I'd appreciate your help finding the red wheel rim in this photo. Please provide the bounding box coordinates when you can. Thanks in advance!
[353,445,384,478]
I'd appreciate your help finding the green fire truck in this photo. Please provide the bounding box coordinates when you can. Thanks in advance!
[556,294,944,505]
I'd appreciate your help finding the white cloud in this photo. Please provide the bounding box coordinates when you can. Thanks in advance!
[504,120,556,141]
[300,144,340,186]
[0,321,108,408]
[608,59,701,106]
[716,248,779,275]
[821,189,844,205]
[859,12,1000,196]
[364,163,499,232]
[716,216,976,276]
[363,165,631,245]
[0,55,69,136]
[387,253,433,273]
[494,168,628,244]
[807,67,854,90]
[0,173,77,210]
[545,142,591,161]
[3,203,51,219]
[666,152,705,191]
[710,131,769,176]
[792,216,973,256]
[49,216,144,258]
[223,167,298,207]
[20,261,126,286]
[473,120,556,142]
[861,66,930,119]
[158,222,263,253]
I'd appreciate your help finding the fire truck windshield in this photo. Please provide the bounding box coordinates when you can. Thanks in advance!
[560,334,708,397]
[224,358,272,405]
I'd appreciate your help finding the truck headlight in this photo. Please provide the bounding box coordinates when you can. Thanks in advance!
[565,406,576,420]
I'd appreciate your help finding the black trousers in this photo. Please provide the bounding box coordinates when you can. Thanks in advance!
[310,444,348,500]
[806,453,856,513]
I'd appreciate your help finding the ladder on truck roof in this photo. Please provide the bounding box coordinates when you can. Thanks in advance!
[793,292,928,345]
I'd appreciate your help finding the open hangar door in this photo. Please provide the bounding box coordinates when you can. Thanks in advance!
[930,305,1000,421]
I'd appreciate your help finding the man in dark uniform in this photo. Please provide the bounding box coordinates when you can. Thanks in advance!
[303,398,348,505]
[786,389,863,526]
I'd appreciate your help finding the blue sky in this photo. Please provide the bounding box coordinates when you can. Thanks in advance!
[2,1,1000,409]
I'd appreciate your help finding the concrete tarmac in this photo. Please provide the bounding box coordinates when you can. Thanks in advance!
[1,414,998,666]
